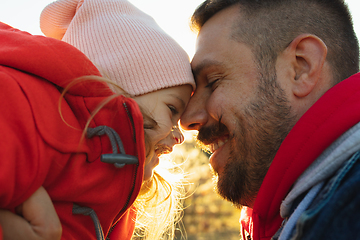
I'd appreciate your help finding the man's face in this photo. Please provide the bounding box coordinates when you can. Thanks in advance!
[180,6,296,207]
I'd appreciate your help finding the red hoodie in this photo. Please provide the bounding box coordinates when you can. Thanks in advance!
[0,22,145,239]
[240,72,360,240]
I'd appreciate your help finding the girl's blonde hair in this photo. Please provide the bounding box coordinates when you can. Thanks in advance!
[60,76,185,240]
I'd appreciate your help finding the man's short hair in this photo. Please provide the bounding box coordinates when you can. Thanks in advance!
[191,0,359,84]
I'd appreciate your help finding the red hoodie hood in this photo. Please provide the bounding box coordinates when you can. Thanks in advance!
[0,22,146,239]
[0,22,140,157]
[0,22,107,95]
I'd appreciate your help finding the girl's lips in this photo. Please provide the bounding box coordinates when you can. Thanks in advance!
[154,144,172,156]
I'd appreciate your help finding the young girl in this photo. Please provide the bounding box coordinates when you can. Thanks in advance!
[0,0,195,239]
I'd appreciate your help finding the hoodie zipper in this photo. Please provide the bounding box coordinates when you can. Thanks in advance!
[106,102,140,239]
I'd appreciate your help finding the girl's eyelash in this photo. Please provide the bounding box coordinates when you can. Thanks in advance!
[168,105,178,115]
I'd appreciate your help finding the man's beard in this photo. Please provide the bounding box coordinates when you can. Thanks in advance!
[197,72,296,208]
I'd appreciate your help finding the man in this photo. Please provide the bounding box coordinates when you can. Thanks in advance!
[180,0,360,239]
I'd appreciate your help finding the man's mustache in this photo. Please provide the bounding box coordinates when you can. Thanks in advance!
[197,119,229,146]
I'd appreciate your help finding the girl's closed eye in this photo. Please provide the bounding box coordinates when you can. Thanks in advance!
[168,105,179,115]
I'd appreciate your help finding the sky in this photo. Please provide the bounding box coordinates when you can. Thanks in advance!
[1,0,360,59]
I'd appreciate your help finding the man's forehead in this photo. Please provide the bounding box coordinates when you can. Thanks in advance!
[192,27,227,77]
[201,4,241,31]
[195,6,239,46]
[192,5,241,67]
[191,59,224,78]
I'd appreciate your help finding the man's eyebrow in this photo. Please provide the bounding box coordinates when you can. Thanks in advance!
[192,60,224,78]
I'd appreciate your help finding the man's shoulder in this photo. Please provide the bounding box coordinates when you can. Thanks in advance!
[296,151,360,239]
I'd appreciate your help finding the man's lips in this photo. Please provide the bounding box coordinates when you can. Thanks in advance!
[209,136,229,153]
[208,136,230,175]
[200,135,229,153]
[197,121,230,154]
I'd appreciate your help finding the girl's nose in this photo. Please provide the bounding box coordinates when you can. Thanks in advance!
[171,125,184,144]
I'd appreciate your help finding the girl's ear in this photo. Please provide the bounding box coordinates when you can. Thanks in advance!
[287,34,327,98]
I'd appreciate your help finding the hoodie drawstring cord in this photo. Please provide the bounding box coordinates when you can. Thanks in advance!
[72,126,139,240]
[87,126,138,168]
[73,204,105,240]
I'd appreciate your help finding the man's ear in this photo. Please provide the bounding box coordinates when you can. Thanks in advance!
[288,34,327,98]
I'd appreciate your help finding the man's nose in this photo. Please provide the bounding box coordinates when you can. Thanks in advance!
[180,92,208,131]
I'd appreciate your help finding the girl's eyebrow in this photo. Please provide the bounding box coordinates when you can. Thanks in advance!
[170,94,186,109]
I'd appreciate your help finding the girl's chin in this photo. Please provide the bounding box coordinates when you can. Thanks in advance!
[143,155,159,181]
[143,170,154,182]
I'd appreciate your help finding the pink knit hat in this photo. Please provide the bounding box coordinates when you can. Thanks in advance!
[40,0,195,96]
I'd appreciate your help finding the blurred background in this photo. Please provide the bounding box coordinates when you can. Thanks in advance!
[2,0,360,239]
[168,131,242,240]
